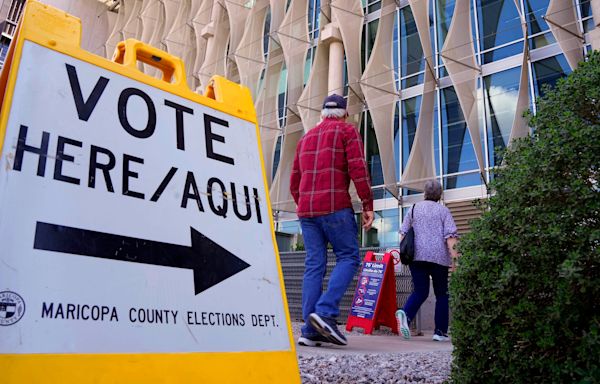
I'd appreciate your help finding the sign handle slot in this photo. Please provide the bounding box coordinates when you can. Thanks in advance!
[112,39,188,92]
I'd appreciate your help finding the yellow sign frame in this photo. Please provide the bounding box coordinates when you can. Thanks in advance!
[0,2,299,382]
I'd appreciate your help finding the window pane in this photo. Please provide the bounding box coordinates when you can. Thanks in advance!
[308,0,321,39]
[400,6,425,87]
[394,102,401,180]
[263,8,271,58]
[343,55,349,96]
[278,220,301,234]
[532,54,571,98]
[434,93,440,176]
[369,2,382,13]
[393,13,400,87]
[401,96,421,169]
[366,112,384,186]
[367,19,379,61]
[444,172,482,189]
[483,42,523,63]
[441,87,479,189]
[524,0,555,49]
[436,0,455,77]
[364,209,399,247]
[580,0,594,33]
[272,135,282,179]
[304,47,314,86]
[483,66,520,167]
[278,65,288,122]
[477,0,523,63]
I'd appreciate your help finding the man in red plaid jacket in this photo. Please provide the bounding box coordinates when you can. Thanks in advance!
[290,93,374,347]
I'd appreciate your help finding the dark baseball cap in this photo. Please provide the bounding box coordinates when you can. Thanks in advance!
[322,94,347,110]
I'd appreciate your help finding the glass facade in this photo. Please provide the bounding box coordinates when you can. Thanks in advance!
[477,0,524,63]
[441,87,479,189]
[364,209,400,248]
[399,6,425,88]
[483,67,521,167]
[532,54,572,98]
[275,0,591,247]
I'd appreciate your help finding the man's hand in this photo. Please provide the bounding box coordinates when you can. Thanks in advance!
[362,210,374,230]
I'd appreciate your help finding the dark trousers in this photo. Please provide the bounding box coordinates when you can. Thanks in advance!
[403,261,449,334]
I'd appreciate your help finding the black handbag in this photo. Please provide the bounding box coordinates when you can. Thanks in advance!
[399,205,415,265]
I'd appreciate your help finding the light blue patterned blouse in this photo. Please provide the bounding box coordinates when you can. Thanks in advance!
[400,200,458,267]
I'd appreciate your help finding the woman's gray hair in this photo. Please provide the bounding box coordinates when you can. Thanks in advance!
[424,180,443,201]
[321,108,347,119]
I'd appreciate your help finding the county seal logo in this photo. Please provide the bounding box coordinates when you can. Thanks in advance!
[0,291,25,326]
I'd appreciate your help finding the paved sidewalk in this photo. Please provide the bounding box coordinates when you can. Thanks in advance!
[295,330,454,356]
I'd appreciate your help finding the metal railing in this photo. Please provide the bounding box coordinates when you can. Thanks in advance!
[279,247,421,333]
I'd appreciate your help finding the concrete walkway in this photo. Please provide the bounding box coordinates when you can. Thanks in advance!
[296,331,454,356]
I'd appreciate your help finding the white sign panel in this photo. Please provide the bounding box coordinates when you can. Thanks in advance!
[0,41,290,353]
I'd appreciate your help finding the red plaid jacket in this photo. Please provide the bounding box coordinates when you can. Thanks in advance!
[290,117,373,218]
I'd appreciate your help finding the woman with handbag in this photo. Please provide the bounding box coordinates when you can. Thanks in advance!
[395,180,459,341]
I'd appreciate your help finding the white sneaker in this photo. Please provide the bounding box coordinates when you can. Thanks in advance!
[432,333,450,341]
[298,334,330,347]
[395,309,411,339]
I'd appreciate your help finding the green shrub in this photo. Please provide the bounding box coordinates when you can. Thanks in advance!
[450,51,600,383]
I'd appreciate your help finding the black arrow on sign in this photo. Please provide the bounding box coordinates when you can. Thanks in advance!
[33,221,250,295]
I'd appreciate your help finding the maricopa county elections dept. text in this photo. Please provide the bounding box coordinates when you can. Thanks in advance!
[10,63,264,224]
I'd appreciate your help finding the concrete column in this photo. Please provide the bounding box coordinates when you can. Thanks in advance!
[321,22,344,95]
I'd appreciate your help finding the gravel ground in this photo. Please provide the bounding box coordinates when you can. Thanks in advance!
[298,351,452,384]
[293,323,453,384]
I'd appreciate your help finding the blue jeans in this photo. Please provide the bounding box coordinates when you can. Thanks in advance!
[403,261,449,334]
[300,208,360,336]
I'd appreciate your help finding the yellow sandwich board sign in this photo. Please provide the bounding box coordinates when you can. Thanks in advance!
[0,1,300,382]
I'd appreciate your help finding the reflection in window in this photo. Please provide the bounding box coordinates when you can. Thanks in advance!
[532,54,571,98]
[272,135,282,180]
[436,0,456,77]
[277,220,303,251]
[304,47,316,86]
[444,172,482,189]
[441,87,479,189]
[394,102,401,180]
[278,64,288,125]
[308,0,321,40]
[366,112,384,186]
[367,19,379,62]
[477,0,523,63]
[393,13,400,87]
[0,39,10,65]
[580,0,594,33]
[434,94,441,177]
[278,220,301,235]
[263,8,271,59]
[401,96,421,169]
[364,209,399,247]
[343,55,349,96]
[362,0,382,13]
[524,0,555,49]
[483,67,520,167]
[400,6,425,88]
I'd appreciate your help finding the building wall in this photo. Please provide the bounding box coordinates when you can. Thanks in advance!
[2,0,598,248]
[0,0,25,66]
